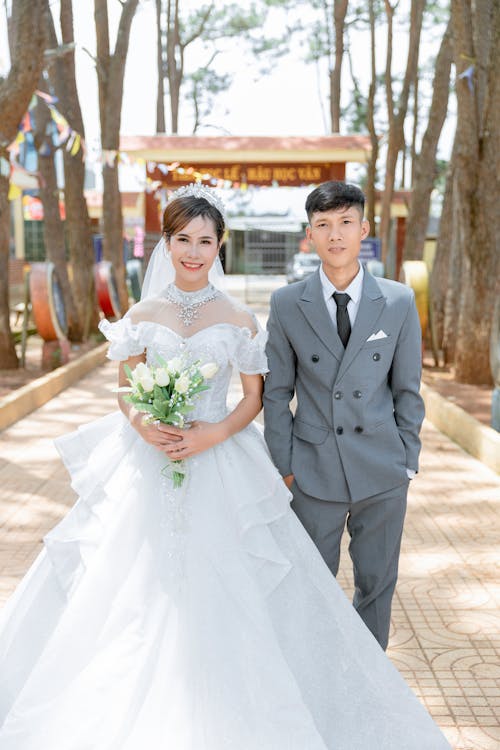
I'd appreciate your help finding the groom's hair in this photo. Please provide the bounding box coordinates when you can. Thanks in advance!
[305,181,365,221]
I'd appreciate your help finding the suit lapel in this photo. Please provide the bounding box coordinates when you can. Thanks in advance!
[297,271,345,362]
[336,272,386,381]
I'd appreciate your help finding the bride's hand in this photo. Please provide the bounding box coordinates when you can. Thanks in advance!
[129,410,182,448]
[163,421,226,459]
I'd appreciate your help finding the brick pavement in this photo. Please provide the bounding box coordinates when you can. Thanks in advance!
[0,359,499,749]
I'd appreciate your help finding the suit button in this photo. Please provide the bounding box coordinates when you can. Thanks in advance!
[372,352,381,361]
[311,354,320,362]
[334,391,343,400]
[353,390,362,399]
[336,426,344,435]
[354,425,364,433]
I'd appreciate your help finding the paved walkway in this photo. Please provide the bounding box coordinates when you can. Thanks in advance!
[1,359,499,749]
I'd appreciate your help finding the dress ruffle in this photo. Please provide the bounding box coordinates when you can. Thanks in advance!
[98,318,269,375]
[47,413,140,597]
[230,325,269,374]
[0,319,451,750]
[99,318,145,361]
[47,415,292,603]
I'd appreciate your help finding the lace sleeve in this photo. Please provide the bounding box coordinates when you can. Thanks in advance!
[98,318,145,361]
[233,326,269,375]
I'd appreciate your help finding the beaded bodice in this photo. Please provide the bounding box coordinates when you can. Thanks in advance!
[100,298,268,424]
[144,323,250,422]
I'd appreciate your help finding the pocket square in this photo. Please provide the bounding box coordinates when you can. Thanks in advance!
[366,330,388,342]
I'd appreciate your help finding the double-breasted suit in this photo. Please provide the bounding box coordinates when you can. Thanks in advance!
[263,268,425,648]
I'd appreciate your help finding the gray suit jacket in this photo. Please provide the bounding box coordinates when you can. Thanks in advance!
[263,269,425,503]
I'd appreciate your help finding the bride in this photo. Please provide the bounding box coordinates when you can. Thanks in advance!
[0,185,451,749]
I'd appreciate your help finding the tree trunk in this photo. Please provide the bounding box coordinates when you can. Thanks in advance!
[156,0,166,133]
[403,17,453,261]
[0,174,18,368]
[452,0,500,383]
[410,74,419,185]
[101,160,127,311]
[95,0,139,314]
[379,0,425,267]
[365,0,378,234]
[430,150,457,362]
[329,0,348,133]
[0,0,48,369]
[166,0,183,134]
[34,90,81,340]
[52,0,97,338]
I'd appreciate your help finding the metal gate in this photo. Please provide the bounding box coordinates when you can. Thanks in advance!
[243,228,302,305]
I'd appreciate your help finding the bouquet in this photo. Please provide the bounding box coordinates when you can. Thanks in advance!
[117,355,218,488]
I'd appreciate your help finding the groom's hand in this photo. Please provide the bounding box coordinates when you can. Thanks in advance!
[283,474,295,489]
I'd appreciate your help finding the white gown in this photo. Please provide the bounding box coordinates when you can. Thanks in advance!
[0,291,451,749]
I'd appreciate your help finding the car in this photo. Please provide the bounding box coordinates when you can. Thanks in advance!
[286,252,321,283]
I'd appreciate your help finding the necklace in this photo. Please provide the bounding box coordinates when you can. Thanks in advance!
[164,283,220,326]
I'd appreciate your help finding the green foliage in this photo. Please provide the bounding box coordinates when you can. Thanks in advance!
[343,91,368,133]
[169,2,267,45]
[122,357,214,427]
[188,67,232,132]
[423,0,450,27]
[160,1,280,130]
[433,158,449,197]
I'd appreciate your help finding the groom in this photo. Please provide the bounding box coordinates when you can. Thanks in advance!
[263,181,425,650]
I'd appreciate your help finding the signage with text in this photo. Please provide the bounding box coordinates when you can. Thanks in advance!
[147,162,344,187]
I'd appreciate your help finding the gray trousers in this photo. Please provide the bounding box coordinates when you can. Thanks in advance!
[291,480,409,650]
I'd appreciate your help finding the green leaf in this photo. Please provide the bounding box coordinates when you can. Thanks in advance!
[133,403,155,414]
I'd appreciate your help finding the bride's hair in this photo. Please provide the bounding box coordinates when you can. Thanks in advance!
[162,196,225,243]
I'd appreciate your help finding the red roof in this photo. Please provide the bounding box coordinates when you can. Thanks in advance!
[121,134,371,152]
[119,135,371,164]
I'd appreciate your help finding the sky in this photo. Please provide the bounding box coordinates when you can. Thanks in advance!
[0,0,455,187]
[71,1,333,144]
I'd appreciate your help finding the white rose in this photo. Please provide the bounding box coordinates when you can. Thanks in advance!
[174,374,190,394]
[167,357,183,374]
[138,374,155,393]
[131,362,149,383]
[155,367,170,387]
[199,362,218,379]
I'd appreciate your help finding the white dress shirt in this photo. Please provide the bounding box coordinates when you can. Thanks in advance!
[319,262,364,330]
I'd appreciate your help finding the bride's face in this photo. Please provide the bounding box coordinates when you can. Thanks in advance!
[166,215,221,291]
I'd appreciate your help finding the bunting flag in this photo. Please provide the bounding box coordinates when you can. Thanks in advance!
[7,95,278,194]
[0,156,10,178]
[9,130,25,157]
[47,104,72,145]
[20,112,32,134]
[458,64,475,94]
[7,91,85,159]
[8,183,22,200]
[66,131,82,157]
[102,149,118,167]
[35,89,58,104]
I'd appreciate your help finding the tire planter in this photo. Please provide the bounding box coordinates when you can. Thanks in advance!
[399,260,429,340]
[29,262,68,341]
[126,259,143,302]
[94,260,122,318]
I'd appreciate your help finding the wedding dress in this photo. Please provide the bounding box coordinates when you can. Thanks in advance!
[0,286,451,749]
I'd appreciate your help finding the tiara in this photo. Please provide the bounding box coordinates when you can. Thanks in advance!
[170,183,226,222]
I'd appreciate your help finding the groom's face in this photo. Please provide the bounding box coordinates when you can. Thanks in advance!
[306,207,369,280]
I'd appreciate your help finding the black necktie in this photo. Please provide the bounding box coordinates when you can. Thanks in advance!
[333,292,351,348]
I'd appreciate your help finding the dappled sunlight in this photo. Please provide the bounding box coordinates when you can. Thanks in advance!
[0,354,499,746]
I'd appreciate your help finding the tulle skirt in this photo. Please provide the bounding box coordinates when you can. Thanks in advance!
[0,412,450,749]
